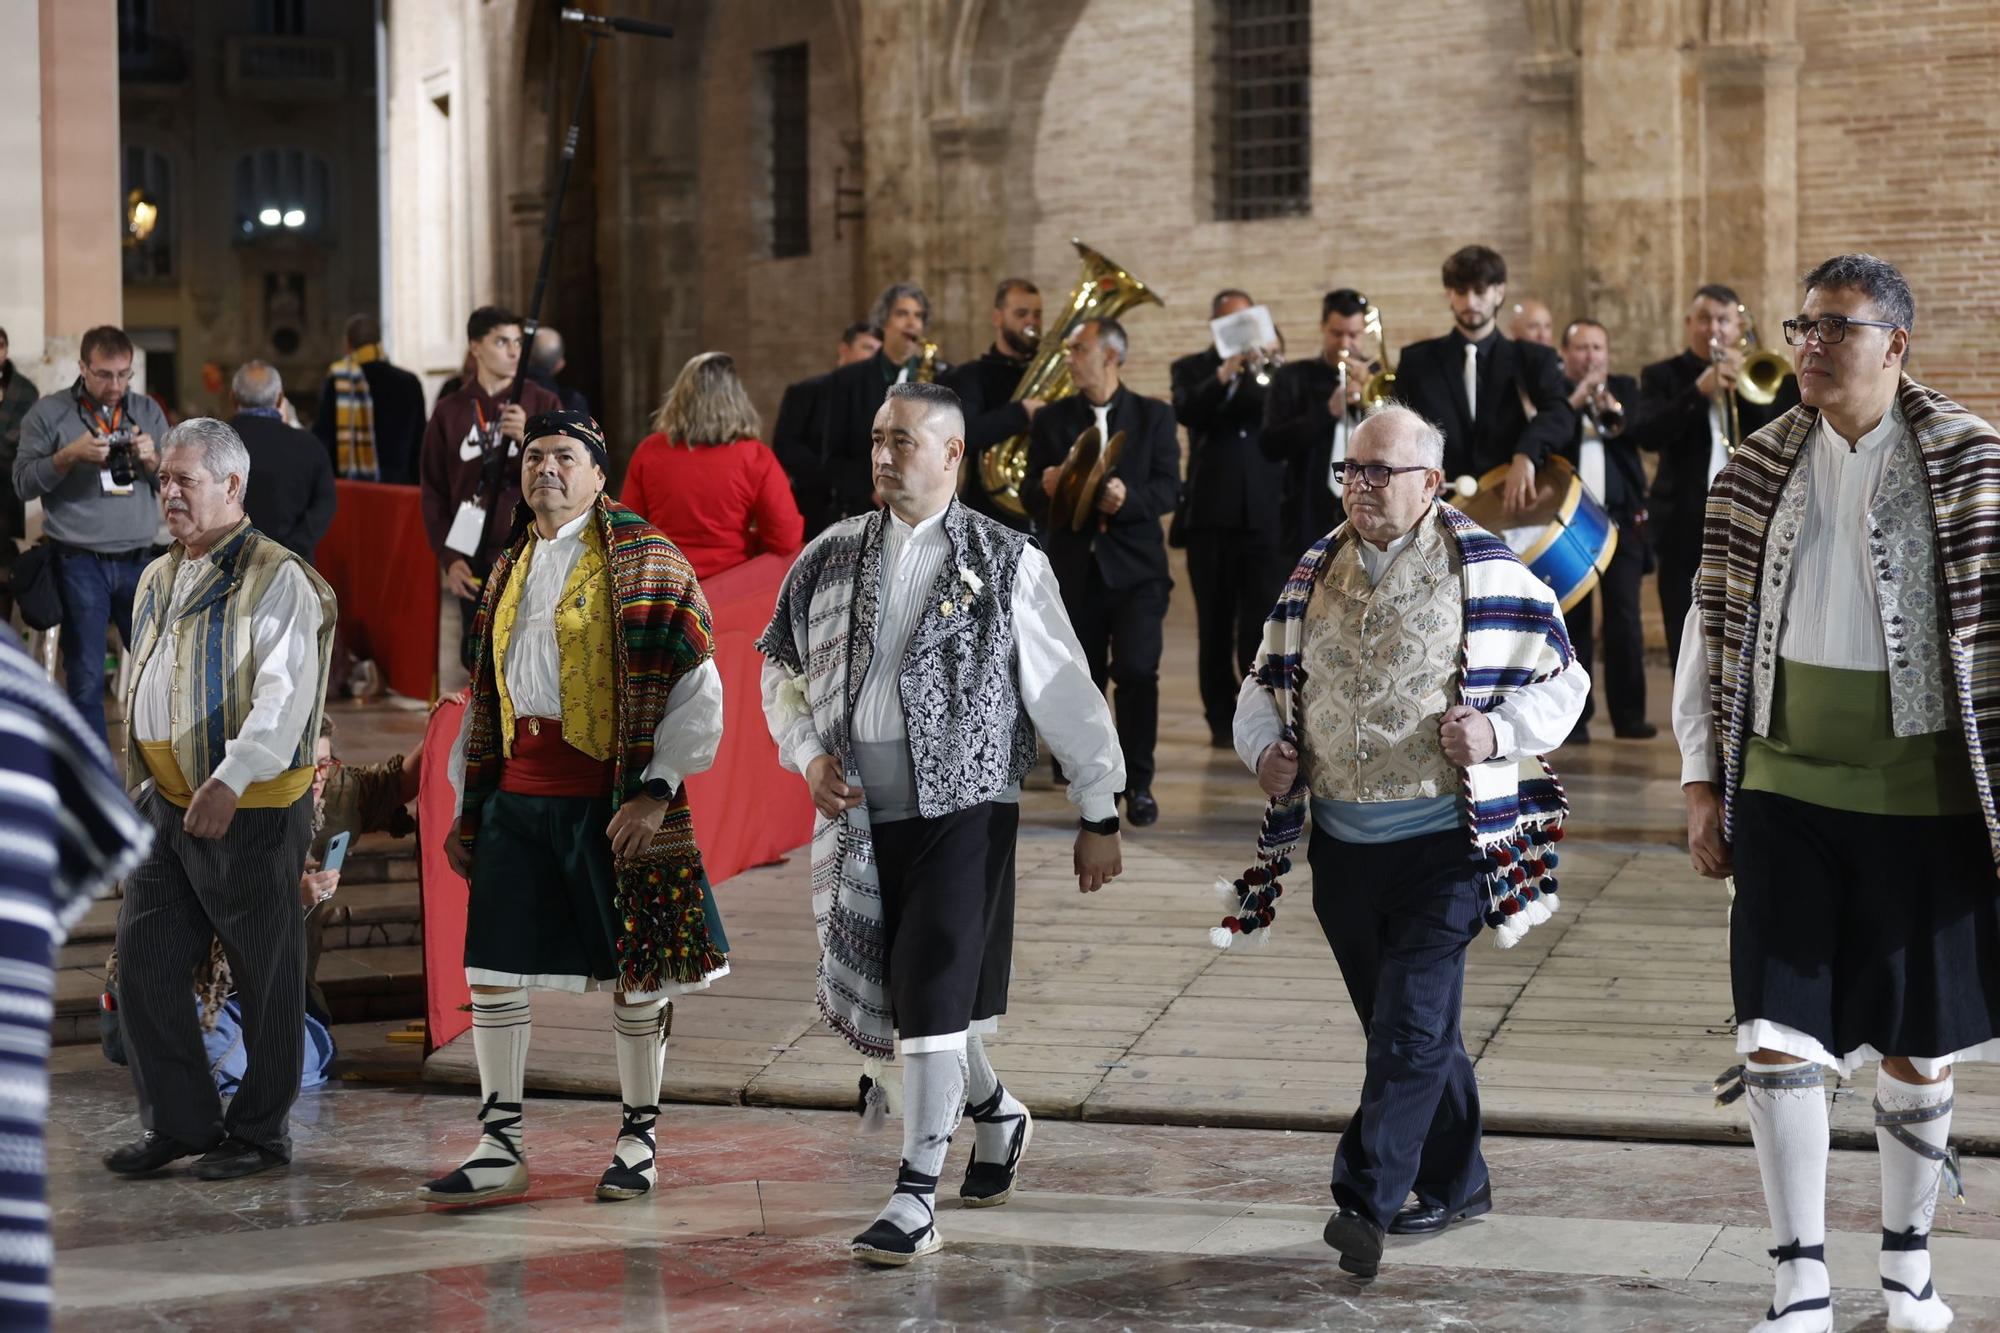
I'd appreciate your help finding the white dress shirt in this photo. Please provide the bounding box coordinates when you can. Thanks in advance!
[761,508,1127,822]
[132,554,323,795]
[1233,526,1590,771]
[448,508,724,810]
[1673,407,1907,785]
[1577,412,1607,504]
[1705,400,1730,489]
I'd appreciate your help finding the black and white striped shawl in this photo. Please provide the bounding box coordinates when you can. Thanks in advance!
[1697,375,2000,854]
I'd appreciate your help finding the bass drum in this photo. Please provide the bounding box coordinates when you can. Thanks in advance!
[1447,455,1616,613]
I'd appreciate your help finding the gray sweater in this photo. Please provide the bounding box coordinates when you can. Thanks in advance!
[14,384,168,553]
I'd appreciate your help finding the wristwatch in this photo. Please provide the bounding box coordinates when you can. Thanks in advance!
[643,778,674,802]
[1079,814,1121,837]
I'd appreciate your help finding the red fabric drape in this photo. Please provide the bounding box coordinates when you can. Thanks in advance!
[314,480,441,700]
[418,551,812,1052]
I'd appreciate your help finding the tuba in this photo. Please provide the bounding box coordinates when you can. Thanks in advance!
[976,238,1163,517]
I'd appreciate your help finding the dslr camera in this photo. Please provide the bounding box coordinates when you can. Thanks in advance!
[102,427,136,488]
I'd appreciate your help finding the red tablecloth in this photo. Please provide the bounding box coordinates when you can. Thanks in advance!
[314,481,440,700]
[418,552,813,1051]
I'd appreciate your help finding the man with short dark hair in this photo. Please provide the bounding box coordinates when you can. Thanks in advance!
[941,278,1047,531]
[1391,245,1574,512]
[312,313,426,484]
[229,360,338,563]
[1172,289,1286,746]
[1023,318,1180,826]
[1262,288,1373,560]
[760,380,1125,1265]
[526,326,591,418]
[821,283,946,523]
[1556,319,1653,742]
[1677,253,1987,1333]
[773,322,883,537]
[13,325,170,742]
[1635,283,1800,667]
[419,306,562,670]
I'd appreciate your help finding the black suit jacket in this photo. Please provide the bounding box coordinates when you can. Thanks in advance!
[1023,387,1180,592]
[1170,347,1281,534]
[1259,356,1351,556]
[771,371,834,534]
[311,356,426,485]
[1631,349,1799,554]
[1394,332,1575,480]
[940,346,1034,530]
[1557,372,1650,524]
[231,412,338,563]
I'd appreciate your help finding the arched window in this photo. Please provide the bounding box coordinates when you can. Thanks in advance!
[233,148,333,240]
[123,145,174,282]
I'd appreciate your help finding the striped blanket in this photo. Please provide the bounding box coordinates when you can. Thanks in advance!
[1697,376,2000,856]
[755,515,896,1059]
[328,344,379,480]
[1228,501,1576,950]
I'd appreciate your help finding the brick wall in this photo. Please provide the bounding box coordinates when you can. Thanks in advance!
[1798,1,2000,421]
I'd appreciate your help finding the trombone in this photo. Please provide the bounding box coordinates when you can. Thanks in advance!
[1359,301,1397,408]
[1712,304,1791,452]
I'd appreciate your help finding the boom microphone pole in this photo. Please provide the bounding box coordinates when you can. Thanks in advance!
[504,8,675,408]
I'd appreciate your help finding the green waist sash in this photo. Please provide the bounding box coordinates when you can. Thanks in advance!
[1742,658,1977,816]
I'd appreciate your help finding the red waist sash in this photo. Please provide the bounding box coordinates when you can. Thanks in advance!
[498,717,616,798]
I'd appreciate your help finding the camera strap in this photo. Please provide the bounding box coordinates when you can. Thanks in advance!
[73,383,125,439]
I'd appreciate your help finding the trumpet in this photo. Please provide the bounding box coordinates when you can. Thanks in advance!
[1248,346,1285,387]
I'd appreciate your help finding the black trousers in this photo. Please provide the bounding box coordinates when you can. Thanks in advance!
[1566,519,1648,732]
[116,790,314,1156]
[1065,570,1169,793]
[1186,529,1288,741]
[872,802,1019,1044]
[1309,824,1489,1230]
[1657,532,1700,674]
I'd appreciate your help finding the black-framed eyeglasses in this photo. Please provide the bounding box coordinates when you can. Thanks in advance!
[1780,315,1902,346]
[1334,461,1430,490]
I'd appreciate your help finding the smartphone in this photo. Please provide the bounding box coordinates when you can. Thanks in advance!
[322,830,351,875]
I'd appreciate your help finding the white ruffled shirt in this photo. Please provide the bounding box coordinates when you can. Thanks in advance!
[447,508,723,811]
[131,552,323,795]
[761,506,1126,822]
[1673,406,1907,785]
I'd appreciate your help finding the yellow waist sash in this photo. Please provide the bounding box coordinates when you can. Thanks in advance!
[137,740,314,810]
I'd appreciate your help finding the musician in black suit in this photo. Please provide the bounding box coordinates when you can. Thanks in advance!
[820,283,944,523]
[1392,245,1574,511]
[1024,318,1180,827]
[770,321,880,537]
[1172,289,1287,746]
[1261,288,1373,560]
[1631,283,1799,668]
[941,278,1045,531]
[1556,319,1654,743]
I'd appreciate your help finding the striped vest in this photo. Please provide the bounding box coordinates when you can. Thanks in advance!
[124,520,337,798]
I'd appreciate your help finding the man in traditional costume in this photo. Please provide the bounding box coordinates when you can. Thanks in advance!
[1678,254,1994,1333]
[1232,405,1587,1278]
[105,418,338,1182]
[759,381,1126,1266]
[422,411,729,1205]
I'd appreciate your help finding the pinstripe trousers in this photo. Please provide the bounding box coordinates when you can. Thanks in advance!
[115,789,313,1156]
[1310,824,1490,1230]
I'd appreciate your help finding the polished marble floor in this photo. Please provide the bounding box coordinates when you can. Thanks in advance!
[50,1049,2000,1332]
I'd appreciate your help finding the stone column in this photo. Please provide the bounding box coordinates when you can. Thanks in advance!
[1699,27,1801,336]
[37,0,122,346]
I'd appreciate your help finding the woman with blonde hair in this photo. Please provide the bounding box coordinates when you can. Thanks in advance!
[621,352,804,579]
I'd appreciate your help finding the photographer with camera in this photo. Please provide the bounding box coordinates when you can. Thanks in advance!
[13,325,168,742]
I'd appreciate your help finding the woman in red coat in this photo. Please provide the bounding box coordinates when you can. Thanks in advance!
[621,353,805,580]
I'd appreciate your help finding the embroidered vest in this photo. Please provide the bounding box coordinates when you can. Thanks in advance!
[1298,519,1463,802]
[124,520,337,802]
[488,519,617,759]
[860,503,1038,818]
[1749,418,1951,740]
